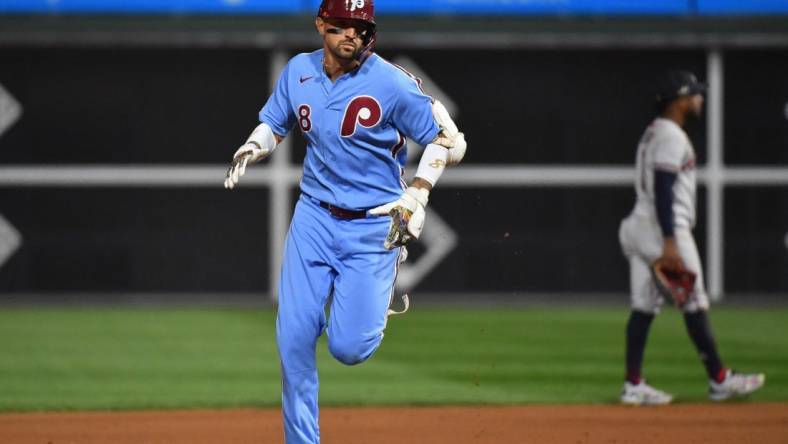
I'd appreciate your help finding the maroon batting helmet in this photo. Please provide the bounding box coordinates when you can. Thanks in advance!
[318,0,376,52]
[318,0,375,26]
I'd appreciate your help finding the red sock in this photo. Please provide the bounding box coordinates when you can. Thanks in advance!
[626,372,641,385]
[714,368,728,383]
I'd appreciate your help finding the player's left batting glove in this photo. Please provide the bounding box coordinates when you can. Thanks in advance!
[431,100,466,166]
[369,187,429,250]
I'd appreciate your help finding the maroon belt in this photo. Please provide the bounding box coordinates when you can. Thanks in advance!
[318,200,368,220]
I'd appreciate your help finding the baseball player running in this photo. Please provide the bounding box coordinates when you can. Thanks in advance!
[224,1,466,442]
[618,70,764,405]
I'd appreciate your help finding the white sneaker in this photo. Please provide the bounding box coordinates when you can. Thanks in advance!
[709,370,765,401]
[620,380,673,406]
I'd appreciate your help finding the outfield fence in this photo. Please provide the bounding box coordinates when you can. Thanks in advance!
[0,18,786,302]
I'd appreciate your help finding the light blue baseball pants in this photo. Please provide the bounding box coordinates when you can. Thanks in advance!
[276,194,401,444]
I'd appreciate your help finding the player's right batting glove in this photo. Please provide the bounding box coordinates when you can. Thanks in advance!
[369,187,429,250]
[650,259,697,309]
[224,142,270,190]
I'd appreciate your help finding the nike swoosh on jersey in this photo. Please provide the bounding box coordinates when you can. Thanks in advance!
[299,75,314,84]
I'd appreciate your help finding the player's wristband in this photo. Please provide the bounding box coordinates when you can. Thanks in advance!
[245,122,278,155]
[414,143,448,187]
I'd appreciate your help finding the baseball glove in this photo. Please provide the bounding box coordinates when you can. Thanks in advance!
[650,259,697,308]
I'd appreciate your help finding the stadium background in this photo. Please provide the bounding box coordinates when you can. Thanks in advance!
[0,1,787,442]
[0,1,787,303]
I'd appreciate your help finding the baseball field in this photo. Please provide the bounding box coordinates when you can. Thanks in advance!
[1,306,786,443]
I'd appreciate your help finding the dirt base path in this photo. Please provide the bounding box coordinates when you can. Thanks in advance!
[1,404,787,444]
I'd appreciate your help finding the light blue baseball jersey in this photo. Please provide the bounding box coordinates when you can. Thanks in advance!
[259,49,439,210]
[265,49,438,444]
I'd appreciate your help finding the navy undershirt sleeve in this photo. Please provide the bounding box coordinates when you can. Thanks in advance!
[654,169,678,238]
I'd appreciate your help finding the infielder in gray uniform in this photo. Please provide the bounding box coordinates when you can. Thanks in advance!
[618,71,765,405]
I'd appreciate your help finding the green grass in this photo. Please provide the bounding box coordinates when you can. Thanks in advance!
[0,307,785,412]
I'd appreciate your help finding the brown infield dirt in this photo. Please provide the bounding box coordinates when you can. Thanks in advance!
[1,404,787,444]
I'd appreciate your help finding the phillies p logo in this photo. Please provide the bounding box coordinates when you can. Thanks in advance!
[341,96,382,137]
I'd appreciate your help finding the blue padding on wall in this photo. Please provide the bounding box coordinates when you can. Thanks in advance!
[305,0,690,15]
[2,0,787,15]
[0,0,304,13]
[697,0,788,14]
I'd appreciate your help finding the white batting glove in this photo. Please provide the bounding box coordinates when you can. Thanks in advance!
[224,142,270,190]
[432,100,466,166]
[445,132,466,166]
[369,187,429,250]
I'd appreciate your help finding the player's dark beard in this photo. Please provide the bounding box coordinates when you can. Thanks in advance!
[683,107,703,136]
[684,106,703,123]
[329,40,361,62]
